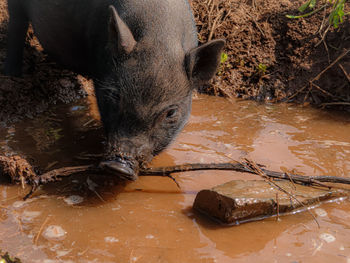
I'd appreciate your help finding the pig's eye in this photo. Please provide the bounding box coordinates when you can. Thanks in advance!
[158,106,179,124]
[166,108,177,119]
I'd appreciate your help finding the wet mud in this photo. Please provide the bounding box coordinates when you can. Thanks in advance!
[0,94,350,262]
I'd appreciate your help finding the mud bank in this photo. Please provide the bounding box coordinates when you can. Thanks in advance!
[191,0,350,109]
[0,0,86,124]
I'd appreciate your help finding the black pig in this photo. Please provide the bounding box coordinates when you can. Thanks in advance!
[4,0,224,180]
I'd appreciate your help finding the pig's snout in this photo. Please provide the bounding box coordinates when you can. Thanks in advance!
[99,157,139,181]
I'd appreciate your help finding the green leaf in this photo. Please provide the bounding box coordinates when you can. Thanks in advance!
[221,52,228,64]
[329,1,346,28]
[298,0,312,12]
[309,0,317,8]
[258,63,267,74]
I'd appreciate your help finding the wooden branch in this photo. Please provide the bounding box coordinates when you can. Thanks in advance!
[39,165,98,183]
[141,162,350,186]
[1,155,350,200]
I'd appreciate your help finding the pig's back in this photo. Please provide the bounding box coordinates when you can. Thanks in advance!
[23,0,197,74]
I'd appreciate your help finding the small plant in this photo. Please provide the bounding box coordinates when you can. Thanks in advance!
[257,63,268,75]
[329,0,347,27]
[286,0,349,29]
[220,52,228,64]
[217,52,230,76]
[0,251,22,263]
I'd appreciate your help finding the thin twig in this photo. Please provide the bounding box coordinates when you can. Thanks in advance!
[317,7,328,35]
[286,49,349,102]
[322,39,331,64]
[142,163,350,186]
[165,174,181,188]
[83,119,95,127]
[311,83,335,97]
[242,159,320,227]
[309,179,332,189]
[207,0,214,30]
[34,215,50,245]
[92,190,105,202]
[208,9,224,41]
[285,172,297,190]
[276,193,280,221]
[242,7,266,37]
[2,155,350,199]
[286,85,308,101]
[339,63,350,82]
[303,87,311,103]
[315,24,331,47]
[321,102,350,107]
[312,49,350,82]
[15,215,23,233]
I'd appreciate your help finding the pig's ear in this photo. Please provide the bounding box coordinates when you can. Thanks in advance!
[185,39,225,84]
[108,5,136,55]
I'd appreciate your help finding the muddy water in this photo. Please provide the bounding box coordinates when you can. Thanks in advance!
[0,94,350,263]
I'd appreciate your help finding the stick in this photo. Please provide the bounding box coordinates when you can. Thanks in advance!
[285,172,297,190]
[339,63,350,82]
[311,49,350,83]
[35,161,350,187]
[276,193,280,221]
[141,162,350,186]
[242,7,265,38]
[310,83,335,98]
[208,9,223,41]
[242,159,320,227]
[321,102,350,107]
[286,85,308,101]
[34,216,50,245]
[1,156,350,199]
[286,49,350,102]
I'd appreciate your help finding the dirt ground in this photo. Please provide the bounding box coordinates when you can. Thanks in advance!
[0,0,349,124]
[0,0,86,124]
[191,0,350,109]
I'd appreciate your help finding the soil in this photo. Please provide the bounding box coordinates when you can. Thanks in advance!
[191,0,350,109]
[0,0,86,124]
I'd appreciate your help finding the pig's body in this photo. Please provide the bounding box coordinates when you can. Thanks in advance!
[6,0,197,76]
[4,0,224,179]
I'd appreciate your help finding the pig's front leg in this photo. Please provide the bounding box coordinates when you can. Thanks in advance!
[3,0,29,77]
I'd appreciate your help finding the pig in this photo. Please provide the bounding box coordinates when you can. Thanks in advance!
[4,0,225,180]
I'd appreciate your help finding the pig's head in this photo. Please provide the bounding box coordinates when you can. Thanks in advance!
[94,6,224,180]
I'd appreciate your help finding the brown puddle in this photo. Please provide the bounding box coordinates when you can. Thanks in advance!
[0,94,350,262]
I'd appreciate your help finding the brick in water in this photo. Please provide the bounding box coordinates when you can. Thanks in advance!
[193,180,346,225]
